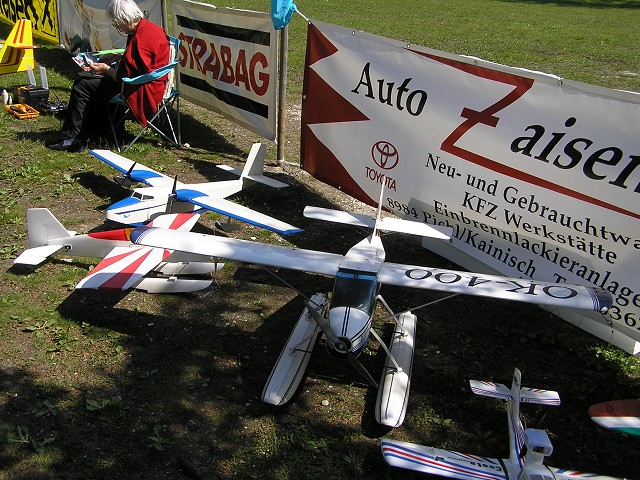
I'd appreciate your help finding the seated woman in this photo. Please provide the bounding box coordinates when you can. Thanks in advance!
[48,0,170,152]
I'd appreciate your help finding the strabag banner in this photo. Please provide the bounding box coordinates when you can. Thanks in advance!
[173,0,278,140]
[57,0,162,52]
[301,20,640,353]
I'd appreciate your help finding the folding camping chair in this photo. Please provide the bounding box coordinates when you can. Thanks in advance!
[108,35,181,152]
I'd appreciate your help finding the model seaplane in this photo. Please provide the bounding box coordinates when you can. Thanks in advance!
[13,208,221,294]
[88,143,302,235]
[128,187,611,426]
[381,368,628,479]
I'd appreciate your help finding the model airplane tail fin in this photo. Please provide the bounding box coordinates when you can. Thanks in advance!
[0,19,36,75]
[26,208,75,247]
[216,143,289,188]
[14,208,75,266]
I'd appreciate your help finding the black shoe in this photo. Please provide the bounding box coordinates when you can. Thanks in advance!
[47,138,85,152]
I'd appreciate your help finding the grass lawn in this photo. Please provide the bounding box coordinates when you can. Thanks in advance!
[0,1,639,479]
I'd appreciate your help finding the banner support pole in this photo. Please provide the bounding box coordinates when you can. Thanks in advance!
[276,26,288,166]
[160,0,169,31]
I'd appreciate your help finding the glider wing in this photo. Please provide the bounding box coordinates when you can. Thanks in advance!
[130,227,343,276]
[90,149,176,188]
[377,262,611,313]
[76,245,169,290]
[381,439,508,480]
[185,194,302,235]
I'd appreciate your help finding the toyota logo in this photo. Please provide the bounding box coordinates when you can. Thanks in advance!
[371,141,399,170]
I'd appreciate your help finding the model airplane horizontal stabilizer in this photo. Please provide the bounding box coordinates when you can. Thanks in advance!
[14,209,222,294]
[14,244,65,266]
[89,144,302,235]
[382,368,628,480]
[303,206,452,239]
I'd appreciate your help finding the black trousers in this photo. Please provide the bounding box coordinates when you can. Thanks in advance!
[61,73,120,140]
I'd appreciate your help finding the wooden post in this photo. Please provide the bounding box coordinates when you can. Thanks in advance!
[160,0,169,31]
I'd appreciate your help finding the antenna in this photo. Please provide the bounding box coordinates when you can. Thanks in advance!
[372,177,385,237]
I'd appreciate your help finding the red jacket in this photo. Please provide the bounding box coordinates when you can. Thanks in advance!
[117,19,169,126]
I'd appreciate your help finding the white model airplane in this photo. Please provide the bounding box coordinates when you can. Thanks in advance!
[127,190,611,426]
[381,368,627,480]
[89,143,302,235]
[13,208,222,294]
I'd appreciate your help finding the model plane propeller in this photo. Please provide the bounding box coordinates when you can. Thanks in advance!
[13,209,223,294]
[89,143,302,235]
[381,368,628,479]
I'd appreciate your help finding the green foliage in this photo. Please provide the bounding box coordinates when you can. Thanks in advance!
[85,397,121,411]
[24,315,78,352]
[147,425,174,451]
[8,425,56,452]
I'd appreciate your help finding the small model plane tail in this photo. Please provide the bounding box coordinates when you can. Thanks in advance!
[470,370,561,406]
[217,143,289,189]
[14,208,75,266]
[0,19,36,75]
[471,368,559,468]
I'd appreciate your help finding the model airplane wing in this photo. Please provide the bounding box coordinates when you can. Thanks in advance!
[377,262,611,313]
[130,227,343,276]
[90,149,176,188]
[381,439,508,480]
[130,227,610,313]
[185,195,302,235]
[589,399,640,436]
[76,245,169,290]
[76,213,203,291]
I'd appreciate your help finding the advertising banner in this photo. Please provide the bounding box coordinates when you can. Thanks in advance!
[301,20,640,353]
[0,0,58,43]
[57,0,162,52]
[173,0,277,140]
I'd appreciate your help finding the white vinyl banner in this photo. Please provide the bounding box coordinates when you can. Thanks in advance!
[301,21,640,353]
[173,0,277,140]
[57,0,162,51]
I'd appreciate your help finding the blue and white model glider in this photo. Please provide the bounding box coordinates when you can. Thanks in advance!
[89,143,302,235]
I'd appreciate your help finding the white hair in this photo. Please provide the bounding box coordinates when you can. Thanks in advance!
[107,0,143,24]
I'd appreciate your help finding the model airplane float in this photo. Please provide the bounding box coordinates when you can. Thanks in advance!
[589,399,640,436]
[13,208,222,293]
[126,186,611,426]
[89,143,302,235]
[381,368,627,479]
